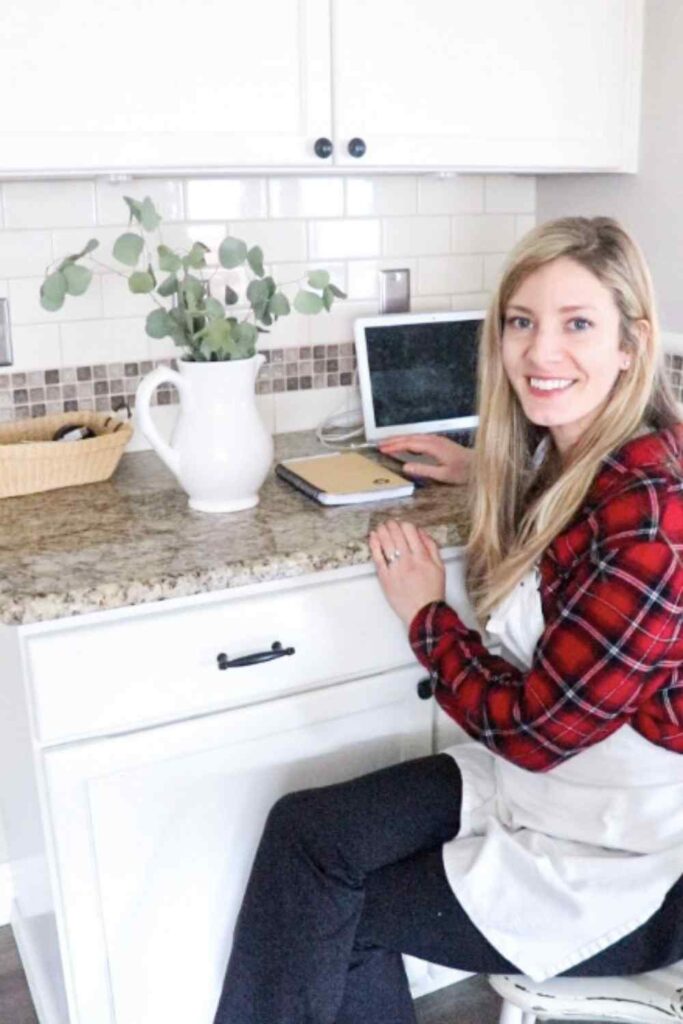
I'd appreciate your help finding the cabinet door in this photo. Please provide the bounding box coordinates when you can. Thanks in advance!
[0,0,331,176]
[43,667,432,1024]
[332,0,642,171]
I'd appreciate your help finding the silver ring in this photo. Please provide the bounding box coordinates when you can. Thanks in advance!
[386,549,402,565]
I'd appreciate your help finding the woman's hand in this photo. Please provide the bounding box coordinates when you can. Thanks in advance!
[378,434,473,485]
[369,519,445,628]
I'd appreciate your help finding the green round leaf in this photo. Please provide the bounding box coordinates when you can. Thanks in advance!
[157,245,182,273]
[182,276,205,308]
[113,232,144,267]
[218,236,247,269]
[246,278,270,306]
[140,196,162,231]
[247,245,265,277]
[205,297,225,321]
[268,291,290,318]
[145,308,173,339]
[62,263,92,296]
[322,285,334,312]
[81,238,99,257]
[307,269,330,290]
[124,196,143,224]
[224,285,239,305]
[40,271,67,311]
[293,289,324,314]
[129,270,156,294]
[233,323,258,349]
[186,241,210,270]
[157,273,178,298]
[206,318,233,347]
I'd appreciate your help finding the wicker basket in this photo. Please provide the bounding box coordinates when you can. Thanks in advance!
[0,411,133,498]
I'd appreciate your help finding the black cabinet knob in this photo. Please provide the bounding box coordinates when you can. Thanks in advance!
[416,677,435,700]
[314,137,333,159]
[347,137,367,158]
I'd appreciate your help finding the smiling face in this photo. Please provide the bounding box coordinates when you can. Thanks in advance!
[501,256,633,455]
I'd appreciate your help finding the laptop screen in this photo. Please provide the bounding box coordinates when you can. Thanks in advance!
[355,312,483,441]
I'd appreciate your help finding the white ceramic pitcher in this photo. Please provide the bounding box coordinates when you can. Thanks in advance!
[135,355,273,513]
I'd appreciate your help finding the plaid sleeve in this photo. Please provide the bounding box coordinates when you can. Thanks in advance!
[409,537,682,772]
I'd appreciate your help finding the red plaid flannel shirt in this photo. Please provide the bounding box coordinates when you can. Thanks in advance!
[409,425,683,772]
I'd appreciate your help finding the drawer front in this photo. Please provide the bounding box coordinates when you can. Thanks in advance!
[26,558,468,744]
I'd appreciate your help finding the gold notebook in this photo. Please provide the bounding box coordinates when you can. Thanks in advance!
[275,451,414,505]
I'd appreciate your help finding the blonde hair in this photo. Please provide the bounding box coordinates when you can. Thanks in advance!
[467,216,681,625]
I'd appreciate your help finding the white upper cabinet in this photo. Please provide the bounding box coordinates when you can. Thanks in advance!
[331,0,643,172]
[0,0,642,176]
[0,0,332,175]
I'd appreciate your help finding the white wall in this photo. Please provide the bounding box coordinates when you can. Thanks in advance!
[537,0,683,334]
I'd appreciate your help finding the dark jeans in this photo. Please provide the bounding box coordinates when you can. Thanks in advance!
[212,753,683,1024]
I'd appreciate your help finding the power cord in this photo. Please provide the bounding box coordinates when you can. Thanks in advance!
[315,367,377,450]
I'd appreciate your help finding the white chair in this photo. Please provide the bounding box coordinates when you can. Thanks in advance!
[488,961,683,1024]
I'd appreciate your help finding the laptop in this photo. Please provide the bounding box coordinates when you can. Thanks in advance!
[353,310,484,463]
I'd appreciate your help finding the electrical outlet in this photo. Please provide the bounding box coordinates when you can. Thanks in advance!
[379,269,410,314]
[0,299,13,366]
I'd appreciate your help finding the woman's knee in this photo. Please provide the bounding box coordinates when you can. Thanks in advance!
[264,788,330,848]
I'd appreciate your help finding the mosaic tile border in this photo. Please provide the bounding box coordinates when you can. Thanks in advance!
[0,344,359,421]
[0,347,679,423]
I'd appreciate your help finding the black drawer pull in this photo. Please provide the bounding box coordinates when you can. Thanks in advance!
[217,641,295,670]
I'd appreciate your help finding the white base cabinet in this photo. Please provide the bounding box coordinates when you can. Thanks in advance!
[0,554,475,1024]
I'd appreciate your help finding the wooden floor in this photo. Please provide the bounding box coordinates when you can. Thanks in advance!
[0,922,564,1024]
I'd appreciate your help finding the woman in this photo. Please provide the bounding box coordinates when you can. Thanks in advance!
[213,218,683,1024]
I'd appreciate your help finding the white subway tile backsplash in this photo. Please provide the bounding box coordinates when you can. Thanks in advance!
[0,231,53,278]
[9,275,103,326]
[0,172,539,420]
[308,219,380,260]
[96,178,185,225]
[451,214,516,254]
[271,261,348,296]
[346,258,418,301]
[269,177,344,219]
[51,227,129,273]
[60,318,151,365]
[186,178,268,221]
[345,176,417,217]
[383,216,450,257]
[484,175,536,213]
[230,219,307,262]
[9,324,61,371]
[274,385,357,434]
[514,214,536,241]
[3,181,97,229]
[101,273,162,320]
[159,222,230,258]
[411,295,452,312]
[483,252,509,290]
[418,255,483,296]
[308,301,377,345]
[450,292,491,313]
[417,175,484,214]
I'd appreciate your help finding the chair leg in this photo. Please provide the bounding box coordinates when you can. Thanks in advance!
[498,999,527,1024]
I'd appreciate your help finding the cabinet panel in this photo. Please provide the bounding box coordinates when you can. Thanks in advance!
[332,0,642,171]
[0,0,331,174]
[25,558,469,744]
[43,667,432,1024]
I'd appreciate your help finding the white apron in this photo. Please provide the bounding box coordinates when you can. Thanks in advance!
[441,567,683,982]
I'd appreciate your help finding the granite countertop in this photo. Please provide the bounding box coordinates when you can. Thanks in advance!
[0,431,471,626]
